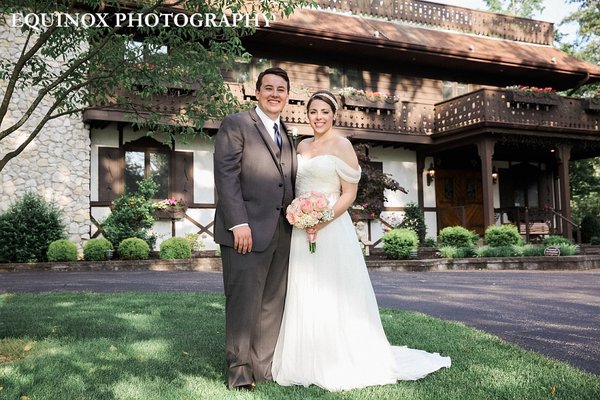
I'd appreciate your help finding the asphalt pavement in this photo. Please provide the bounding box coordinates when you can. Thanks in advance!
[0,269,598,376]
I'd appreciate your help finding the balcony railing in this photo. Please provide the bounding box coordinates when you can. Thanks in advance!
[315,0,553,45]
[85,85,600,138]
[435,89,600,134]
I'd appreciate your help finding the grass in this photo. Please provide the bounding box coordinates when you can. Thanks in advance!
[0,292,598,400]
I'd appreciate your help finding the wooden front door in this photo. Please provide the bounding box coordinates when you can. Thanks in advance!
[435,169,485,235]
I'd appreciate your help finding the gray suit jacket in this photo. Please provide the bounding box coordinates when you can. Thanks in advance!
[213,107,297,252]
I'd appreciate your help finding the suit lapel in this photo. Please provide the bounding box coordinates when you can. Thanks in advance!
[249,108,281,168]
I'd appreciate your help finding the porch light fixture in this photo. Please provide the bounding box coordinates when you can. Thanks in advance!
[492,167,498,184]
[426,162,435,186]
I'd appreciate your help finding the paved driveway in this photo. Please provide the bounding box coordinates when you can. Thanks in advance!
[0,269,598,375]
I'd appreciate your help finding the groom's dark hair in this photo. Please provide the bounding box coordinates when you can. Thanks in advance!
[256,67,290,92]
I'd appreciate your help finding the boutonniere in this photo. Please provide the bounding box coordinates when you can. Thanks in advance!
[288,127,299,139]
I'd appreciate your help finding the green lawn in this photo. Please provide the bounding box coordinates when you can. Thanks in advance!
[0,292,598,400]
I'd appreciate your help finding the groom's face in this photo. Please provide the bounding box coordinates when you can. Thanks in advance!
[256,74,289,120]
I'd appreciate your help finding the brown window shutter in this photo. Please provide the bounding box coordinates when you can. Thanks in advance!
[98,147,124,202]
[172,151,193,205]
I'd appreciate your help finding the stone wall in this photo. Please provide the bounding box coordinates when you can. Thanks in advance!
[0,22,91,245]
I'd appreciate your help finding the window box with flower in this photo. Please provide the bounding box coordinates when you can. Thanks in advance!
[583,93,600,112]
[505,85,561,106]
[155,197,187,220]
[339,87,399,111]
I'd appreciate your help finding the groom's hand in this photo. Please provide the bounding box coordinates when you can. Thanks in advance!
[232,225,253,254]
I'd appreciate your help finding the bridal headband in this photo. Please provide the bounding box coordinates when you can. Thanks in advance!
[310,92,338,111]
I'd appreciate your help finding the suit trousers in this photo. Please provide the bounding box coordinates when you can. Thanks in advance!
[221,214,291,388]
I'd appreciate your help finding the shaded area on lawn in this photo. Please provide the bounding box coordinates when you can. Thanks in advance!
[0,292,598,399]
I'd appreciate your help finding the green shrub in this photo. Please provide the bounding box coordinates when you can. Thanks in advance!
[556,243,579,256]
[102,178,158,250]
[484,225,523,247]
[423,237,436,247]
[543,235,572,247]
[118,238,150,260]
[382,228,418,259]
[47,239,78,262]
[398,203,427,245]
[0,192,66,262]
[184,233,205,252]
[437,226,479,248]
[521,244,546,257]
[437,245,476,259]
[476,245,522,258]
[590,236,600,245]
[83,238,114,261]
[160,237,192,259]
[580,215,600,243]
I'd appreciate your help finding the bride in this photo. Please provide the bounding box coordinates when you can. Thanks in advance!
[271,90,451,391]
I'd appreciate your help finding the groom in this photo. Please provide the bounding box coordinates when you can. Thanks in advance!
[213,67,297,390]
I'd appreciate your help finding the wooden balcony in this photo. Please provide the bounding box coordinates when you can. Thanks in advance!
[315,0,553,45]
[84,85,600,146]
[434,89,600,135]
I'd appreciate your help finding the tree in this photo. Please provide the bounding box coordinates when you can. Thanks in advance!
[353,143,407,219]
[0,0,307,173]
[483,0,544,18]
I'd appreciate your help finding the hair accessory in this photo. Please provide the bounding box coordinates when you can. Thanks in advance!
[310,92,338,111]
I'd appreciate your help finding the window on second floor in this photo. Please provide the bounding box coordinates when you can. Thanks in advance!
[327,66,364,92]
[442,81,470,100]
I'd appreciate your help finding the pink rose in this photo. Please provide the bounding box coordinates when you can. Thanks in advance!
[300,199,313,213]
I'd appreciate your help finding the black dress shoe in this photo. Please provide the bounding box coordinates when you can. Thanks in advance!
[234,383,256,391]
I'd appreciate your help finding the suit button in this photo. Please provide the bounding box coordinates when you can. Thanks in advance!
[279,183,283,187]
[276,206,281,211]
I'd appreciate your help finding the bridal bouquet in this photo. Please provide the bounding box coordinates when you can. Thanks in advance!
[286,191,334,253]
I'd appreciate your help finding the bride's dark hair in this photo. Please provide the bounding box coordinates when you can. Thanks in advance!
[307,90,338,113]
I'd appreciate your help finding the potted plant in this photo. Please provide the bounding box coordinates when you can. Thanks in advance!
[505,85,561,106]
[583,93,600,112]
[339,87,399,111]
[155,197,187,220]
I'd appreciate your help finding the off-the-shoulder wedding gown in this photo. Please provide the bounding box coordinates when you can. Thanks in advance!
[272,154,451,392]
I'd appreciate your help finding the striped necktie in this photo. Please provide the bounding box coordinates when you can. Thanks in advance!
[273,123,282,150]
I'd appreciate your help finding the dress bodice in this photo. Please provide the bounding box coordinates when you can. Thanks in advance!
[296,154,361,199]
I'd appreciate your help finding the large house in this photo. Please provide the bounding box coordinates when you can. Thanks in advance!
[3,0,600,250]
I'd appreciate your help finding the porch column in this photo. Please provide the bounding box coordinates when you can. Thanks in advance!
[477,138,496,230]
[416,153,425,208]
[556,144,573,240]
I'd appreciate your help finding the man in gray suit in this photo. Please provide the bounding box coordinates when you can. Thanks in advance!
[214,67,297,391]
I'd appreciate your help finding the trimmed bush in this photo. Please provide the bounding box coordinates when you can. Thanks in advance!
[160,237,192,259]
[485,225,523,247]
[590,236,600,245]
[118,238,150,260]
[398,203,427,245]
[580,215,600,243]
[383,228,418,259]
[83,238,114,261]
[47,240,78,262]
[437,226,479,248]
[0,192,66,262]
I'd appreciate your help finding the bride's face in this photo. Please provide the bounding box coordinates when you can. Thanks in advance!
[308,99,334,135]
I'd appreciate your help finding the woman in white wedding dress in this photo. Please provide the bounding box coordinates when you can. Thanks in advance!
[272,90,451,392]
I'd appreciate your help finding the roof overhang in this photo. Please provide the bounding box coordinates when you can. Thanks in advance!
[247,8,600,90]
